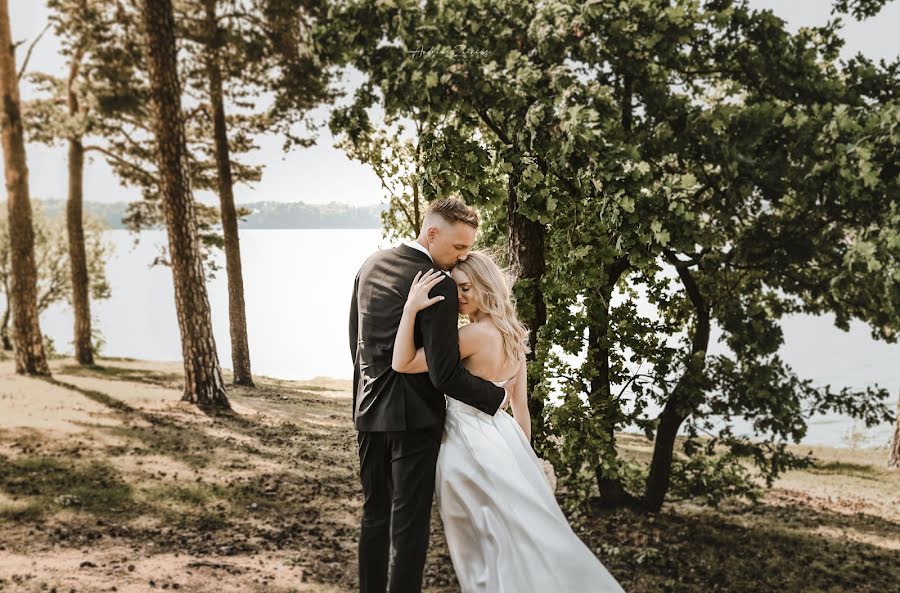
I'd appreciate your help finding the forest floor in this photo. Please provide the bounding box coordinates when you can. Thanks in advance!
[0,357,897,593]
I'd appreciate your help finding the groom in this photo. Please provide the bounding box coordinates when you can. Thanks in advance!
[348,197,508,593]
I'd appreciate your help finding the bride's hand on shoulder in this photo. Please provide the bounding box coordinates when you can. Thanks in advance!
[405,269,446,313]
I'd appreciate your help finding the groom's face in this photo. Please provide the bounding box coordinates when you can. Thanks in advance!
[426,222,477,271]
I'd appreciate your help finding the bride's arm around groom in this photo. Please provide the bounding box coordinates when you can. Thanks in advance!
[412,269,508,414]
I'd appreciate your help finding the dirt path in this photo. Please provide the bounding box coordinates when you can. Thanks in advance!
[0,357,368,593]
[0,357,897,593]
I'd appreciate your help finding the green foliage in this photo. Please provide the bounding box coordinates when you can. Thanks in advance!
[325,0,898,511]
[30,0,334,277]
[667,454,763,508]
[832,0,893,20]
[90,323,106,358]
[42,335,58,359]
[0,201,112,315]
[330,108,429,240]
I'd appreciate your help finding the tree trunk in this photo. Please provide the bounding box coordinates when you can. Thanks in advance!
[66,46,94,365]
[588,257,633,509]
[141,0,229,409]
[0,0,50,376]
[889,388,900,468]
[1,303,12,350]
[643,255,711,512]
[506,168,547,442]
[204,0,253,387]
[643,401,686,512]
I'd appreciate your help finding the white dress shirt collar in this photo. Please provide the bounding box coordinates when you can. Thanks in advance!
[404,240,452,276]
[404,240,434,263]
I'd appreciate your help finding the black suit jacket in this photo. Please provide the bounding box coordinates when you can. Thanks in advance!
[349,243,505,432]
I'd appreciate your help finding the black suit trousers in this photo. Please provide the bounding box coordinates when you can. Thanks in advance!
[357,425,442,593]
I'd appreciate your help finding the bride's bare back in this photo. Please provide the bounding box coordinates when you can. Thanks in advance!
[458,319,520,383]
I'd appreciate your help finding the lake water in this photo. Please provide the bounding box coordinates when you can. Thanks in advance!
[38,229,898,448]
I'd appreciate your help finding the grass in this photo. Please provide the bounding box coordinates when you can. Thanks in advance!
[805,460,884,480]
[0,455,136,518]
[0,501,44,522]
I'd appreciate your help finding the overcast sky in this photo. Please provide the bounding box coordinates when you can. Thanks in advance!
[5,0,899,208]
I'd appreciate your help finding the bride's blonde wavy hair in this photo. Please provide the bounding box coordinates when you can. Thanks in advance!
[454,250,531,366]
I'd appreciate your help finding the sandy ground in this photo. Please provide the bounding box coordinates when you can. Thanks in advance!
[0,356,897,593]
[0,550,340,593]
[0,357,355,593]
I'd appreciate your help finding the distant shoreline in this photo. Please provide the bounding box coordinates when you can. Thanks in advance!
[35,198,385,230]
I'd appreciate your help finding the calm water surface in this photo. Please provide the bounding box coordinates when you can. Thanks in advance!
[38,229,898,448]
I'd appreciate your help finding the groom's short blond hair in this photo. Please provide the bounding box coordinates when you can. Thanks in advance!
[425,197,480,229]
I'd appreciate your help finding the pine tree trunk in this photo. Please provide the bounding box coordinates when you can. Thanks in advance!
[204,0,253,387]
[140,0,229,409]
[0,0,50,376]
[66,48,94,366]
[889,388,900,468]
[506,168,547,443]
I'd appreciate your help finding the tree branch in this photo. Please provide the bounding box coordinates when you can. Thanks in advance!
[103,124,154,160]
[472,104,586,201]
[84,145,157,185]
[17,23,51,80]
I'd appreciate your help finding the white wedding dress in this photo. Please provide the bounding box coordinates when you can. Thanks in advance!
[435,378,626,592]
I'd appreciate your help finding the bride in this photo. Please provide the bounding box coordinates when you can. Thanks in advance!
[391,251,626,592]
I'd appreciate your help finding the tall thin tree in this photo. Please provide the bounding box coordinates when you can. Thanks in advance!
[28,0,133,365]
[140,0,228,409]
[202,0,253,386]
[65,42,94,365]
[0,0,50,376]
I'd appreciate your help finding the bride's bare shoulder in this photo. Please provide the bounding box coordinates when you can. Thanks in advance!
[459,320,500,340]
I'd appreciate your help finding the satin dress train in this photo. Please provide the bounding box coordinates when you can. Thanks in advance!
[435,379,626,592]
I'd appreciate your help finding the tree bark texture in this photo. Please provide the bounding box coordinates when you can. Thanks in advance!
[66,45,94,365]
[204,0,253,387]
[141,0,229,408]
[0,0,50,375]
